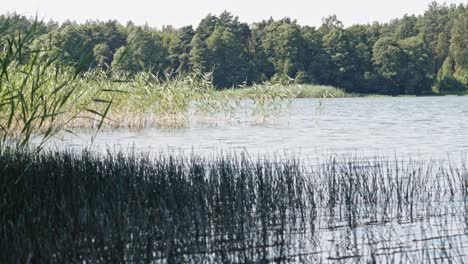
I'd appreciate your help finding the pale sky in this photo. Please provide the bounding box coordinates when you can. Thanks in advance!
[1,0,466,29]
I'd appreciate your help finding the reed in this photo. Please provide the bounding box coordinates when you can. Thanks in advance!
[220,83,352,99]
[55,73,300,129]
[2,148,468,263]
[0,17,111,149]
[293,84,352,98]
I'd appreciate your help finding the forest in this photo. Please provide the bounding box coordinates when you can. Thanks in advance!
[1,1,467,95]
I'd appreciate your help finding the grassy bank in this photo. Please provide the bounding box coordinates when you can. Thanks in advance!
[220,83,353,99]
[435,91,468,96]
[2,148,468,263]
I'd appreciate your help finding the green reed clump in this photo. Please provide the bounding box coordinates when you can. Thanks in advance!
[220,83,352,99]
[45,69,231,129]
[293,84,352,98]
[2,149,468,263]
[65,72,300,129]
[0,17,112,148]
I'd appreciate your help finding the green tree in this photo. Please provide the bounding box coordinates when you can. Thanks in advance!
[112,26,166,74]
[168,26,195,73]
[450,10,468,86]
[372,37,407,94]
[436,55,465,92]
[346,25,382,93]
[394,15,419,40]
[435,32,451,72]
[319,15,344,35]
[261,19,305,80]
[3,4,467,94]
[39,21,126,70]
[250,19,276,81]
[189,12,255,87]
[322,18,361,90]
[418,2,462,75]
[206,26,252,87]
[301,26,333,84]
[398,36,433,94]
[93,43,112,68]
[189,34,208,72]
[373,36,433,94]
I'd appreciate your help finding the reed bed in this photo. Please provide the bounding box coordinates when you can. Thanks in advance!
[62,73,298,129]
[219,84,352,99]
[2,148,468,263]
[291,84,351,98]
[0,68,300,133]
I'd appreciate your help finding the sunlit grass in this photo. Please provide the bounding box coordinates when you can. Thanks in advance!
[0,17,111,149]
[46,73,301,129]
[220,83,353,99]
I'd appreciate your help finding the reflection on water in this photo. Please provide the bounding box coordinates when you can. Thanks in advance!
[46,96,468,159]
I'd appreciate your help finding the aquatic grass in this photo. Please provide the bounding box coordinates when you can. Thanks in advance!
[220,83,353,99]
[0,17,112,149]
[54,70,233,128]
[2,149,468,263]
[293,84,352,98]
[59,73,300,129]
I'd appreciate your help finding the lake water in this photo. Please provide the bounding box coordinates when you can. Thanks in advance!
[48,96,468,160]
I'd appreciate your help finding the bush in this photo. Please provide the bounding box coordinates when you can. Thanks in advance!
[436,75,467,93]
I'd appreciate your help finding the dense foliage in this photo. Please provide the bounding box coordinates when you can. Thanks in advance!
[1,2,467,94]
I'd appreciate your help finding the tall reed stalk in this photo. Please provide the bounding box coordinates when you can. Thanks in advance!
[0,16,112,149]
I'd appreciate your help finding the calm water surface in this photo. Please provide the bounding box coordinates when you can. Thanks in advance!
[48,96,468,158]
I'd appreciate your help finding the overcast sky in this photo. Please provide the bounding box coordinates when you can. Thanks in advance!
[1,0,466,28]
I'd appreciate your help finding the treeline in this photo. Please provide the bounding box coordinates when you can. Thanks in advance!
[1,2,467,94]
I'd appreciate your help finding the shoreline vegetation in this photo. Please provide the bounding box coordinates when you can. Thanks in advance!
[0,56,464,134]
[2,69,465,133]
[2,148,468,263]
[220,84,468,99]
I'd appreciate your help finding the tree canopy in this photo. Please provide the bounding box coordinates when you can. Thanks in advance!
[2,2,467,93]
